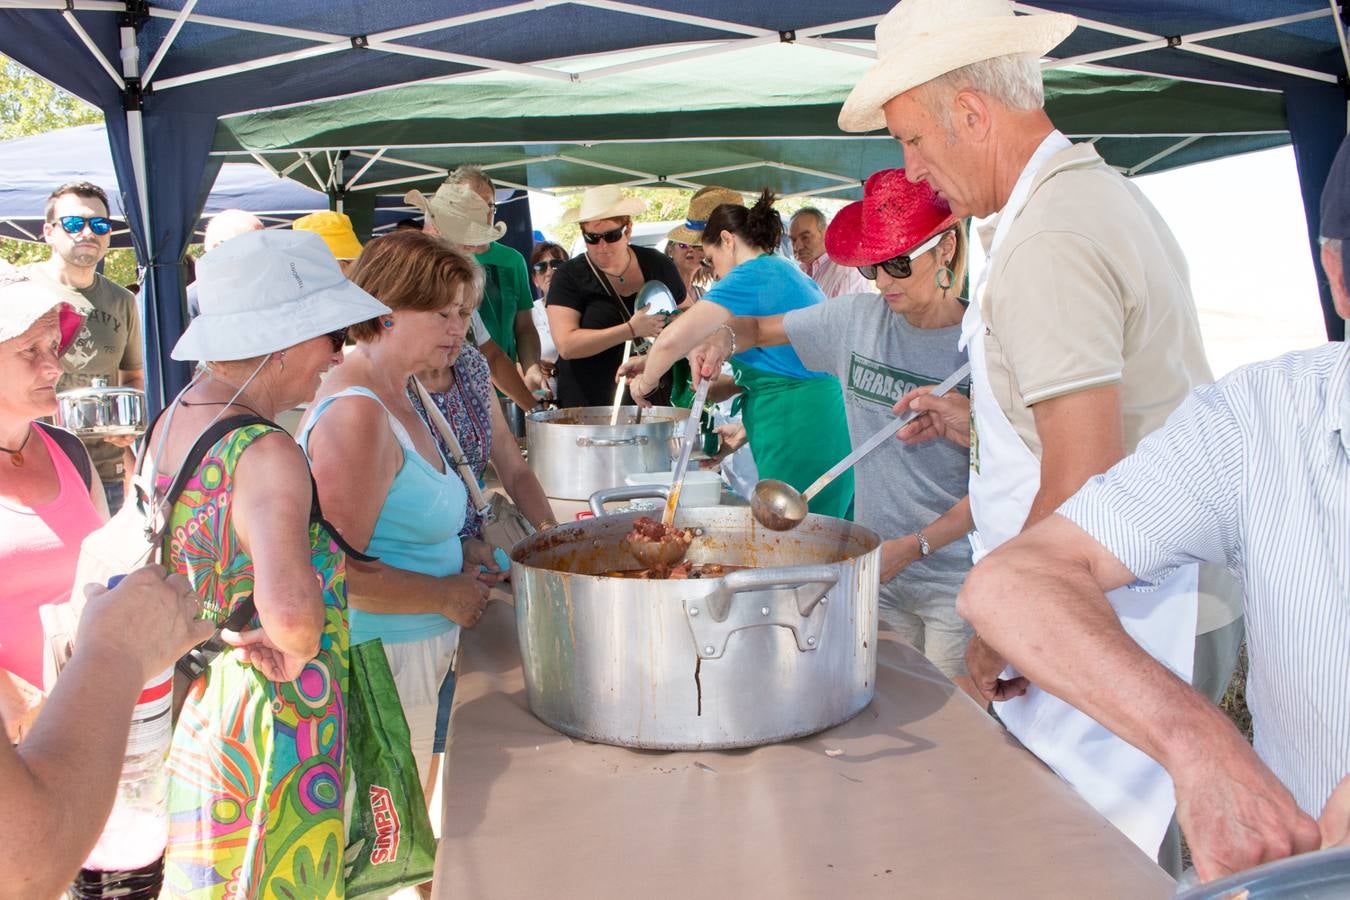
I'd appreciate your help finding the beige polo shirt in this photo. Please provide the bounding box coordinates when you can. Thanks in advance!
[980,142,1241,633]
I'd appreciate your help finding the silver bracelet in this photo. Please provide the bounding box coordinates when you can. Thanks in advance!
[716,323,737,356]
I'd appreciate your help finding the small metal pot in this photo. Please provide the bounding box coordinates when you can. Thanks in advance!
[54,377,147,438]
[510,486,881,749]
[525,405,688,500]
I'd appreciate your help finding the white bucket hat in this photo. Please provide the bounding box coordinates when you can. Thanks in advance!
[559,185,646,225]
[0,271,92,353]
[404,183,507,246]
[838,0,1077,133]
[172,230,391,362]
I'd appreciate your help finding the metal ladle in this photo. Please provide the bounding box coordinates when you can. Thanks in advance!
[610,281,679,426]
[751,363,972,531]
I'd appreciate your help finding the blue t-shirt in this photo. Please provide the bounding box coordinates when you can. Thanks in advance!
[703,254,830,380]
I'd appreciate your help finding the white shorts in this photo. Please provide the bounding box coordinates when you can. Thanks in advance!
[380,629,460,780]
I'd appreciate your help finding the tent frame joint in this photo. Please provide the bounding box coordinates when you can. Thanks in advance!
[121,75,143,111]
[351,34,369,50]
[779,29,796,44]
[119,0,149,29]
[1165,34,1182,49]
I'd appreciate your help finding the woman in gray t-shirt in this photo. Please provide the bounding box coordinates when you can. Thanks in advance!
[696,171,978,699]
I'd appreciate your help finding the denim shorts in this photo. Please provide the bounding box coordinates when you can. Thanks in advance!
[432,666,456,754]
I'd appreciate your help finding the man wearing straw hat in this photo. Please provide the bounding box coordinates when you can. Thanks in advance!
[839,0,1241,866]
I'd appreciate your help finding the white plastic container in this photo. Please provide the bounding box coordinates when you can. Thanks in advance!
[624,469,723,507]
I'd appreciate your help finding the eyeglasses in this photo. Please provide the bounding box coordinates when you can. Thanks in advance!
[582,225,626,245]
[325,328,348,353]
[56,215,113,236]
[857,230,946,281]
[674,242,701,251]
[531,258,565,274]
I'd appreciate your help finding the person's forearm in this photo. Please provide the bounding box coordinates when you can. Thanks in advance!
[346,562,456,616]
[707,375,742,405]
[515,312,541,371]
[918,495,973,552]
[554,323,629,360]
[486,352,540,411]
[499,466,554,529]
[118,368,145,391]
[254,599,324,661]
[0,645,143,897]
[728,316,760,351]
[644,305,726,389]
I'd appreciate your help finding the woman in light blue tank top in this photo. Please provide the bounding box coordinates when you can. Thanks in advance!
[299,231,506,786]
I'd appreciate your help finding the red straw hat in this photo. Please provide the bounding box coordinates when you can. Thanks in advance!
[825,169,957,266]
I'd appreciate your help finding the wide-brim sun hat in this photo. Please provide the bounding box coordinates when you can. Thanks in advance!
[838,0,1077,133]
[825,168,958,266]
[405,183,507,246]
[172,229,391,362]
[293,210,364,260]
[0,271,92,353]
[559,184,646,226]
[666,186,744,244]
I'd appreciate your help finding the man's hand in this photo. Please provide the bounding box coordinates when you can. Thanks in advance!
[700,422,746,469]
[1318,775,1350,849]
[77,565,212,684]
[221,627,312,682]
[1172,741,1323,881]
[879,535,923,583]
[895,387,971,448]
[965,634,1029,703]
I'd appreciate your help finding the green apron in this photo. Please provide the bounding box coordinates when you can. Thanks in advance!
[732,360,854,519]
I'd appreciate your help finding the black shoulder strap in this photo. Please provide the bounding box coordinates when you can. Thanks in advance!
[35,422,93,490]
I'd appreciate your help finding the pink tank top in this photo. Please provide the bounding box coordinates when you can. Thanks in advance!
[0,426,103,689]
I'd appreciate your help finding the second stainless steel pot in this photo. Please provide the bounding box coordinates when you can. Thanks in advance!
[511,489,881,749]
[54,377,147,438]
[525,405,688,500]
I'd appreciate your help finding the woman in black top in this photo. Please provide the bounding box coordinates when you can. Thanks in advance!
[546,186,685,407]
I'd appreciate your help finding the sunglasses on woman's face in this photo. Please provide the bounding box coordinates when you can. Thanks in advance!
[531,258,565,274]
[674,242,701,251]
[325,328,348,353]
[857,230,946,281]
[582,225,626,245]
[56,215,113,236]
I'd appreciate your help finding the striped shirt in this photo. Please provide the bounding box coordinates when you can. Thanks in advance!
[801,253,873,299]
[1059,341,1350,817]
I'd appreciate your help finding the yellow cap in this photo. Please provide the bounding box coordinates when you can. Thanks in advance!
[292,211,363,261]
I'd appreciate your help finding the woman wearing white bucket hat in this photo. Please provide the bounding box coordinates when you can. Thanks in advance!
[150,229,392,895]
[0,272,102,744]
[545,184,685,407]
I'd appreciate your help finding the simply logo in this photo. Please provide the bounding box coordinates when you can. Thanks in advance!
[368,784,401,865]
[289,261,305,291]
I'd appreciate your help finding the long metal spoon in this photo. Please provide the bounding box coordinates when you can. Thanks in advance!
[751,362,971,531]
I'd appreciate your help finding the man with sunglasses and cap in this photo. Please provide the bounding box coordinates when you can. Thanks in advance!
[838,0,1242,867]
[22,181,143,514]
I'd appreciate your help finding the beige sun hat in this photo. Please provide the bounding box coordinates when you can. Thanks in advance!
[666,186,745,244]
[838,0,1077,133]
[559,185,646,225]
[404,183,507,246]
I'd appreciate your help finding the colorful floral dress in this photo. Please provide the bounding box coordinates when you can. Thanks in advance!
[160,423,348,899]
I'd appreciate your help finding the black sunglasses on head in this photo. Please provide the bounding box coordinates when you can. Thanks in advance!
[325,328,348,353]
[56,215,113,236]
[531,258,565,274]
[582,225,626,245]
[857,231,946,281]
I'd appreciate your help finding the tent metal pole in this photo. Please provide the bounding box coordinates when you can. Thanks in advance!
[350,151,448,176]
[345,148,387,189]
[799,37,877,61]
[364,42,575,82]
[1126,135,1203,175]
[119,21,159,407]
[141,0,197,85]
[568,0,775,37]
[369,1,569,43]
[155,42,350,91]
[580,34,780,80]
[246,150,280,177]
[60,7,123,86]
[794,15,884,38]
[279,153,313,178]
[1329,1,1350,83]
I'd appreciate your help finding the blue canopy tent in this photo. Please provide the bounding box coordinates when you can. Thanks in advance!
[0,122,330,247]
[0,2,1344,409]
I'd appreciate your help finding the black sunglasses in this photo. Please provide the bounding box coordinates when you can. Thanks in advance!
[56,215,113,236]
[581,225,626,245]
[673,242,701,251]
[531,258,565,274]
[325,328,348,353]
[857,231,946,281]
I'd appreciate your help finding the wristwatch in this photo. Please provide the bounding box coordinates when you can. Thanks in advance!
[915,530,932,557]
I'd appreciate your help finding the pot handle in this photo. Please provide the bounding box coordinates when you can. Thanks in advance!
[588,484,671,517]
[577,435,649,448]
[687,565,839,659]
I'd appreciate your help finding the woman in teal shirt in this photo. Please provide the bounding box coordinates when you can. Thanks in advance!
[629,190,853,518]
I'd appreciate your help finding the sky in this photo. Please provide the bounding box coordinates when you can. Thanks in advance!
[533,145,1332,379]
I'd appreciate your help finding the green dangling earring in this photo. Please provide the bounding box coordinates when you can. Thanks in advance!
[934,264,955,295]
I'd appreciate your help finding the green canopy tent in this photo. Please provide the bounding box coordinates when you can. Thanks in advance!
[212,40,1291,232]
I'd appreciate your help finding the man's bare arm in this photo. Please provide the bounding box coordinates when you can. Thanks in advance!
[1024,383,1124,528]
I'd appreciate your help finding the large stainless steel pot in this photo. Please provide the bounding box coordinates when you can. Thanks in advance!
[510,486,881,749]
[54,376,147,438]
[526,405,688,500]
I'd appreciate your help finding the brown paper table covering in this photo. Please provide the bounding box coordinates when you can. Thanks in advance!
[435,561,1174,899]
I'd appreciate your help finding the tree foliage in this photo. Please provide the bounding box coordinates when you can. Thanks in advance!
[0,55,138,286]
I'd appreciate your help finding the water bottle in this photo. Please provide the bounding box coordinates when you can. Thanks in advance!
[69,576,171,899]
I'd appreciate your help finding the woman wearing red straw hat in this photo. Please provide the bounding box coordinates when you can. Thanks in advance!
[687,172,980,696]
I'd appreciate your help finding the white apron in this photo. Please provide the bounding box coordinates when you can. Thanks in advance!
[961,133,1199,859]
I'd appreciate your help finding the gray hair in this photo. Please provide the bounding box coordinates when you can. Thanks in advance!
[203,209,264,252]
[915,53,1045,133]
[447,165,494,195]
[790,207,827,230]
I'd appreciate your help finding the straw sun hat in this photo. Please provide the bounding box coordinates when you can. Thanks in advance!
[172,230,390,362]
[838,0,1076,133]
[824,169,956,266]
[666,186,744,245]
[404,183,507,246]
[559,185,646,226]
